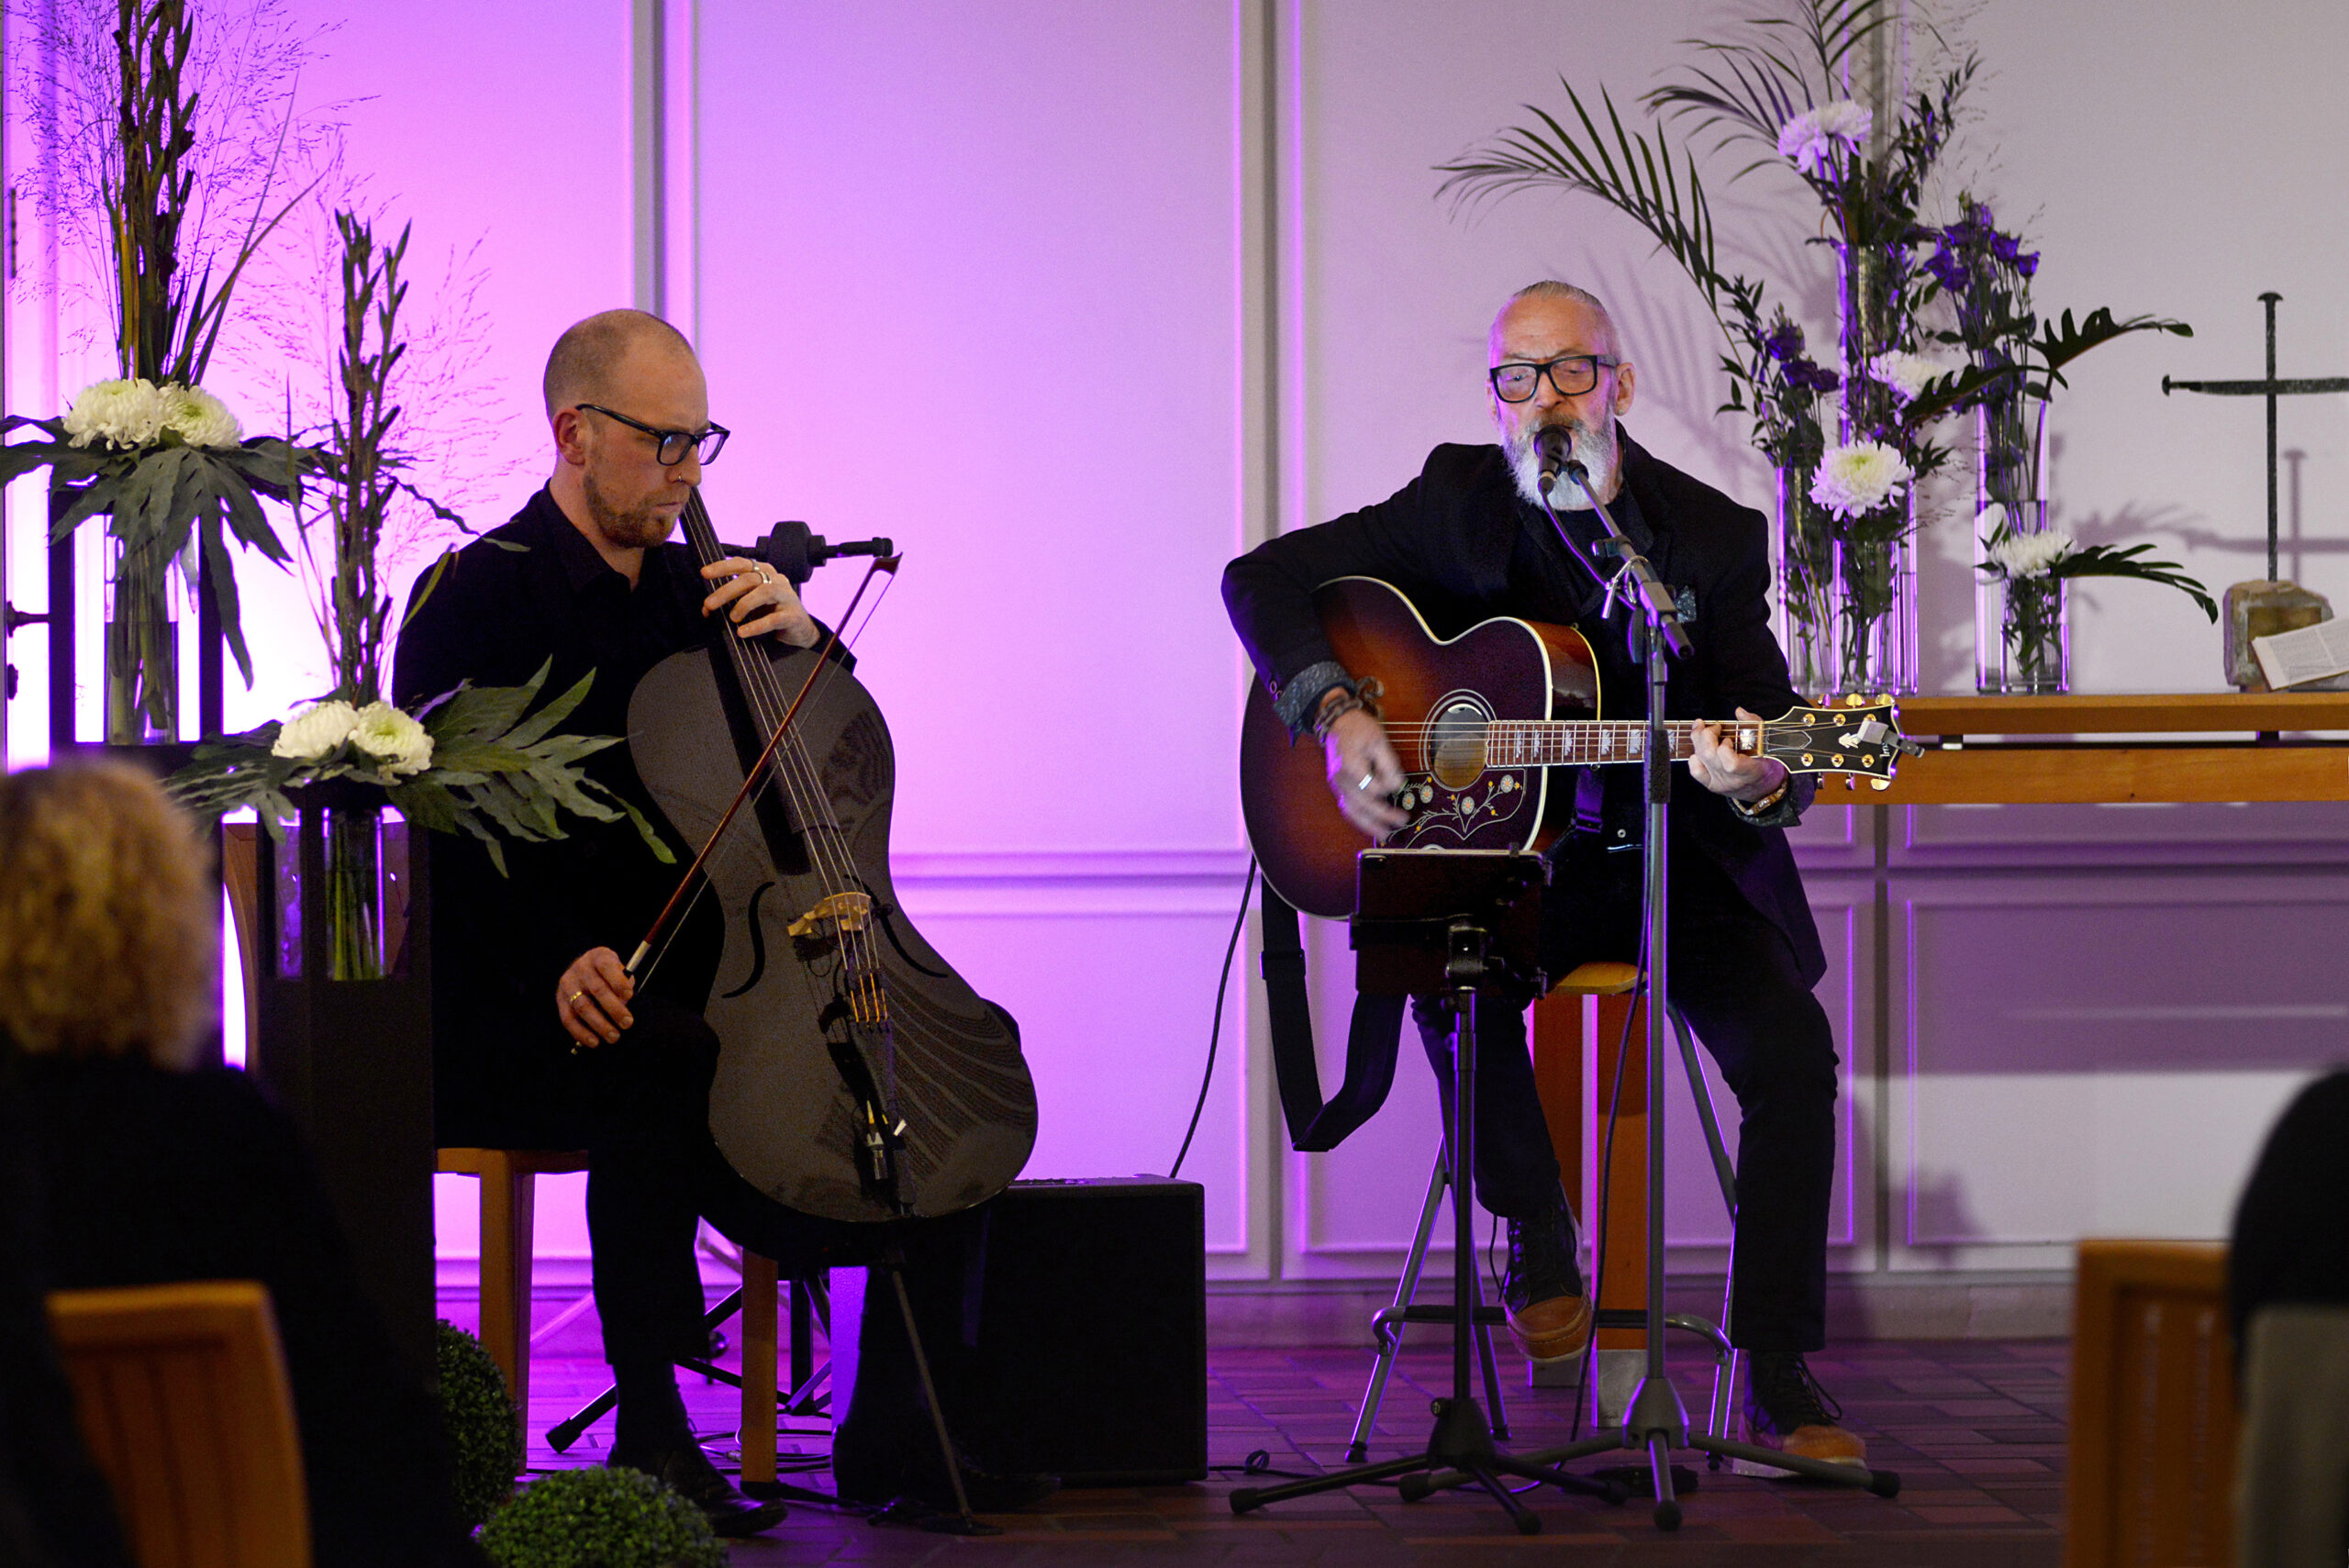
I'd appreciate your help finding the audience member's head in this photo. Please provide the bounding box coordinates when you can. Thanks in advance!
[0,763,214,1069]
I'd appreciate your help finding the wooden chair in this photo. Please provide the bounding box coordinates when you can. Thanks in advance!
[48,1280,311,1568]
[2065,1240,2236,1568]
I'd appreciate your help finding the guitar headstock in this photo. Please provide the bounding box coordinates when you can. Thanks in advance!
[1751,695,1918,788]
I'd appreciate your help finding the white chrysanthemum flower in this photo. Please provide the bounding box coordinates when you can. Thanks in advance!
[61,378,173,449]
[1989,529,2075,579]
[1869,350,1956,405]
[273,700,361,762]
[162,384,242,449]
[1776,100,1873,176]
[1809,440,1913,519]
[349,701,434,777]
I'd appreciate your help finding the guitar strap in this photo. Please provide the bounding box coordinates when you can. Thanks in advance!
[1258,880,1408,1152]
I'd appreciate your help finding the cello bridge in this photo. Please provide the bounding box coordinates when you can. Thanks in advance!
[788,891,874,938]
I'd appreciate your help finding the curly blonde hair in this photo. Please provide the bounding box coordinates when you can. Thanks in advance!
[0,762,217,1067]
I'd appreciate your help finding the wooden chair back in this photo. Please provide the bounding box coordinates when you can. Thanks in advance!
[2065,1239,2235,1568]
[48,1280,311,1568]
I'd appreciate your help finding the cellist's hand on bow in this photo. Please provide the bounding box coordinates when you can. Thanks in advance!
[558,948,635,1047]
[702,557,821,648]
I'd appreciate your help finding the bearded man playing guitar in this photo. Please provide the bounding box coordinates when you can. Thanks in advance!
[395,310,1049,1530]
[1221,282,1861,1467]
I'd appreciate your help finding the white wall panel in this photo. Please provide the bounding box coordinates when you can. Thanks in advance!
[1891,873,2349,1272]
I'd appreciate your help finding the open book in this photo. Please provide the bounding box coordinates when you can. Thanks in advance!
[2253,617,2349,689]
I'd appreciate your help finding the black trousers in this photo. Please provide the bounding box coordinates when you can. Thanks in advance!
[532,998,981,1489]
[1411,846,1839,1352]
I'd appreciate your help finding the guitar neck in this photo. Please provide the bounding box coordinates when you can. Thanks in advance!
[1477,719,1757,768]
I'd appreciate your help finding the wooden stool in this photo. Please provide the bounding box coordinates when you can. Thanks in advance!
[433,1146,590,1436]
[1530,964,1741,1439]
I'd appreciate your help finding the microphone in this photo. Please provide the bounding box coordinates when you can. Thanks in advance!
[756,520,897,587]
[1534,426,1575,493]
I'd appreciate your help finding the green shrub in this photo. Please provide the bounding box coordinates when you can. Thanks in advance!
[435,1319,523,1528]
[477,1466,728,1568]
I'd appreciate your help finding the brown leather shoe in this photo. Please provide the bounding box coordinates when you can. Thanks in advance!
[1501,1200,1591,1362]
[1742,1351,1866,1468]
[1503,1290,1593,1362]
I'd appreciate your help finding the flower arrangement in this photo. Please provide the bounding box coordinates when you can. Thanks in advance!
[0,0,325,742]
[168,211,666,978]
[1973,502,2215,691]
[1440,0,1973,692]
[170,662,669,873]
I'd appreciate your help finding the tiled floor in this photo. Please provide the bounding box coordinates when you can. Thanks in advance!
[507,1331,2068,1564]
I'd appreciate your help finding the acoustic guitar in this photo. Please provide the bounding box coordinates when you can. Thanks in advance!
[1240,576,1912,918]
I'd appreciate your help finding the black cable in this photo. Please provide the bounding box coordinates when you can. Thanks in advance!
[1171,857,1258,1180]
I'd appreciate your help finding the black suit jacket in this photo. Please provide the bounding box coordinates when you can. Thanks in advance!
[1221,431,1825,986]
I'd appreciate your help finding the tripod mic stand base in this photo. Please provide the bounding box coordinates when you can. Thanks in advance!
[1229,1393,1627,1534]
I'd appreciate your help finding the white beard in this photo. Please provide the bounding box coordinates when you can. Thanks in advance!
[1505,419,1618,511]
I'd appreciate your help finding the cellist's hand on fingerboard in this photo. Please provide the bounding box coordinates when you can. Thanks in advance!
[702,556,822,647]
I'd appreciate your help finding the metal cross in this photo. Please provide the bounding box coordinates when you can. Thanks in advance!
[2164,293,2349,582]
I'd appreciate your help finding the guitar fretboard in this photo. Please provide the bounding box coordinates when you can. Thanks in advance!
[1473,720,1760,768]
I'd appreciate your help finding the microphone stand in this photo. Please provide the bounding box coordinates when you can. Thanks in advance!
[1462,453,1902,1529]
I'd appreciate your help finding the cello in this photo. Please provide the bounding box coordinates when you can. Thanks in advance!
[623,491,1036,1223]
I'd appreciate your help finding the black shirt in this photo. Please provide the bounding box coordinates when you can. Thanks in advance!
[391,487,723,1140]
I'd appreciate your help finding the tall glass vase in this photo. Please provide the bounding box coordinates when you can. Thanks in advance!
[273,801,404,982]
[1976,497,2071,694]
[1827,522,1917,696]
[1975,406,2053,692]
[103,535,180,744]
[1993,574,2069,695]
[1829,242,1920,695]
[1773,463,1835,697]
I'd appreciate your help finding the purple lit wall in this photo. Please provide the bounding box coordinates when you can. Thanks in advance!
[6,1,2349,1317]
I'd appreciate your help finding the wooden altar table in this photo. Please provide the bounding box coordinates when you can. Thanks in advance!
[1532,690,2349,1356]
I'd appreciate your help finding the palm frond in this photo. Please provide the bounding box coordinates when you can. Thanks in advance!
[1438,81,1729,310]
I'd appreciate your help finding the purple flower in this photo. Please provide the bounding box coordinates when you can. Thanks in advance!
[1763,321,1805,361]
[1990,232,2021,265]
[1786,359,1840,395]
[2016,250,2040,278]
[1926,248,1969,293]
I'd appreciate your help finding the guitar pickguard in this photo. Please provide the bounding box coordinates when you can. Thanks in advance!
[1386,766,1537,851]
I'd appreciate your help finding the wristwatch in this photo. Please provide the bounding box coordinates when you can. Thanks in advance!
[1731,778,1792,818]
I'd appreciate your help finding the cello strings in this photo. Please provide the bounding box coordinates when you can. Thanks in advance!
[684,495,889,1023]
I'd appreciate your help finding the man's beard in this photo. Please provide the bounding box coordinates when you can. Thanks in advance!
[1503,417,1617,511]
[583,471,679,550]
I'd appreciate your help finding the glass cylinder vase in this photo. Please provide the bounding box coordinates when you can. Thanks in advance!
[1975,497,2070,693]
[1772,462,1835,697]
[103,536,181,744]
[1992,573,2069,695]
[1826,523,1917,697]
[273,802,405,982]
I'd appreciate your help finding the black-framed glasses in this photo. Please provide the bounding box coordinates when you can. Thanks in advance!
[578,403,730,466]
[1488,355,1619,403]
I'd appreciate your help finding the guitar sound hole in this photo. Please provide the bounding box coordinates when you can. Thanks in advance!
[1429,702,1487,789]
